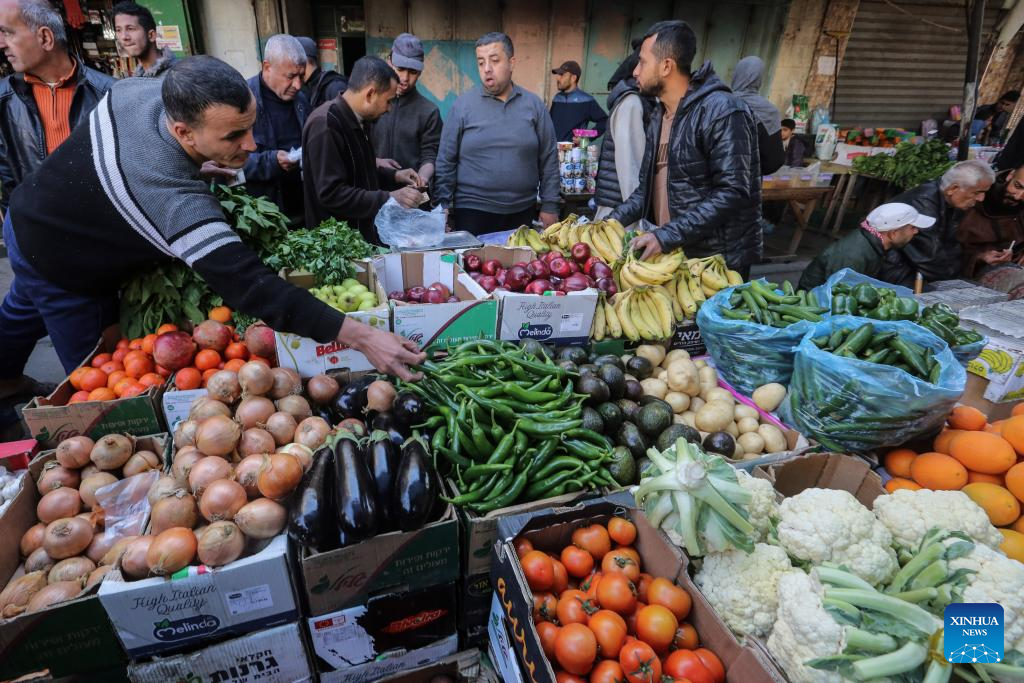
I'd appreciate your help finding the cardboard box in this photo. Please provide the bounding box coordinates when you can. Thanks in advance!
[458,571,492,647]
[378,649,483,683]
[753,451,886,508]
[491,492,784,683]
[461,246,599,345]
[309,583,458,682]
[275,268,391,376]
[22,339,165,448]
[127,622,313,683]
[487,593,525,683]
[99,534,300,660]
[299,505,459,616]
[959,300,1024,402]
[960,373,1023,421]
[160,384,206,432]
[372,251,497,353]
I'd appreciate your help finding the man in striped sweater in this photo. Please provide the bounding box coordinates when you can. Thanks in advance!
[0,56,424,408]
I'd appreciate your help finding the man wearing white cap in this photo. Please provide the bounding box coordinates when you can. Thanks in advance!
[798,203,936,290]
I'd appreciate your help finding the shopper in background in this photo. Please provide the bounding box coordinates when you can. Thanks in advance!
[973,89,1019,143]
[297,36,347,109]
[372,33,443,189]
[780,118,806,168]
[434,32,560,235]
[303,56,422,242]
[612,20,762,277]
[957,164,1024,298]
[883,159,996,285]
[0,0,113,213]
[798,203,935,290]
[112,1,175,78]
[243,34,310,219]
[548,60,607,143]
[730,56,784,174]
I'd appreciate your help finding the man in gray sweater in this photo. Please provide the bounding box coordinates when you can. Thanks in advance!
[434,32,560,235]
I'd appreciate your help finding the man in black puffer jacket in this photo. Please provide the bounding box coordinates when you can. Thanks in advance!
[609,20,762,276]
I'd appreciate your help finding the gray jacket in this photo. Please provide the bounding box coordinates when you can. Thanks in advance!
[370,85,442,177]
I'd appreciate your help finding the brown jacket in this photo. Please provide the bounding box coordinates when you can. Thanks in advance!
[302,96,396,242]
[957,203,1024,278]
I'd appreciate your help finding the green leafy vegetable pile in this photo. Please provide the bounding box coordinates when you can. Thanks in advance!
[264,218,384,286]
[852,139,953,189]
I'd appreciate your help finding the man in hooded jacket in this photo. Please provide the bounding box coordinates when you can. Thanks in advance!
[731,56,784,175]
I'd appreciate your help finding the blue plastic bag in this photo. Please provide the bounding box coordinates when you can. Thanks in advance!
[696,282,818,395]
[779,316,966,453]
[811,268,987,366]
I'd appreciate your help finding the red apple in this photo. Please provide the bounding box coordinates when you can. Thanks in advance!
[463,254,482,272]
[428,281,450,299]
[505,265,530,291]
[423,289,446,304]
[549,257,573,278]
[478,275,499,292]
[597,278,617,295]
[388,290,406,302]
[542,251,561,264]
[524,279,553,295]
[446,295,460,303]
[406,286,427,302]
[571,243,591,264]
[527,259,550,280]
[481,259,502,276]
[562,273,591,292]
[590,262,614,281]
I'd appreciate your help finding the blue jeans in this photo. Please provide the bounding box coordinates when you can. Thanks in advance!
[0,212,117,380]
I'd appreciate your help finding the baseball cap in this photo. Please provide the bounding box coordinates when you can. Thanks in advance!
[865,203,936,231]
[552,60,582,78]
[297,36,318,62]
[391,33,424,72]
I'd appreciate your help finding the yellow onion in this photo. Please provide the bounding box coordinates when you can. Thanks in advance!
[25,547,55,573]
[195,414,241,457]
[278,443,314,471]
[174,419,198,449]
[269,367,302,399]
[239,428,275,457]
[234,498,287,539]
[80,472,118,510]
[206,370,241,404]
[294,417,330,450]
[366,380,396,413]
[37,487,82,524]
[48,557,95,584]
[233,454,265,499]
[199,479,247,522]
[147,528,197,576]
[190,396,232,422]
[27,580,83,612]
[86,531,118,563]
[43,517,94,559]
[99,535,139,566]
[0,571,47,617]
[306,374,340,405]
[276,394,312,422]
[90,434,135,470]
[263,411,297,446]
[171,448,204,484]
[123,450,160,477]
[86,564,114,590]
[150,490,198,534]
[120,536,154,579]
[36,461,81,494]
[257,454,303,500]
[147,475,182,507]
[234,396,275,430]
[188,456,233,496]
[80,463,102,480]
[55,435,94,469]
[238,361,274,397]
[197,521,246,567]
[20,522,46,557]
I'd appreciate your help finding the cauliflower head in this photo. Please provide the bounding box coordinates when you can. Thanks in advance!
[949,543,1024,653]
[873,488,1003,551]
[766,570,845,683]
[694,543,792,638]
[736,470,779,541]
[776,488,898,586]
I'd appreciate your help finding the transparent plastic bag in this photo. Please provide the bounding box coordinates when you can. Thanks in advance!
[778,316,965,453]
[374,198,445,249]
[696,282,818,395]
[94,470,159,541]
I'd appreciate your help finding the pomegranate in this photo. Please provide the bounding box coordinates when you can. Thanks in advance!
[243,324,276,359]
[192,320,231,352]
[153,332,196,372]
[388,290,406,302]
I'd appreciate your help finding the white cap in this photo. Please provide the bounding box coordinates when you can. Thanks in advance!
[865,203,936,232]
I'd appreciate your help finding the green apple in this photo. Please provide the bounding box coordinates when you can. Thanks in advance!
[340,278,360,290]
[338,293,360,312]
[332,285,346,296]
[357,301,376,311]
[347,284,369,296]
[357,292,377,305]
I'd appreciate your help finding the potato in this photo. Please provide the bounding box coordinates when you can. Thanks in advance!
[698,366,718,384]
[677,411,697,428]
[752,383,787,412]
[664,349,690,366]
[705,387,734,405]
[695,400,734,433]
[625,374,638,382]
[758,424,787,453]
[734,404,760,421]
[738,432,765,455]
[737,416,760,434]
[666,359,700,396]
[689,397,705,413]
[733,440,746,459]
[664,392,691,414]
[635,344,666,369]
[658,369,669,382]
[641,378,669,400]
[725,420,740,438]
[694,359,707,369]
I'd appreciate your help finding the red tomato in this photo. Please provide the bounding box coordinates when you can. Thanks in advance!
[664,649,714,683]
[555,673,588,683]
[619,640,662,683]
[538,621,560,659]
[694,648,725,683]
[555,623,598,675]
[534,592,558,623]
[589,659,626,683]
[608,518,637,546]
[636,573,654,603]
[573,524,612,561]
[673,623,699,650]
[602,548,641,582]
[588,609,627,660]
[596,572,637,616]
[558,590,598,626]
[625,601,646,635]
[521,550,554,591]
[635,604,678,654]
[581,571,603,599]
[563,545,596,579]
[551,557,570,594]
[646,578,692,620]
[514,536,534,558]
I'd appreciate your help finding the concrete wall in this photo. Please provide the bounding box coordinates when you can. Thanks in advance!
[768,0,829,111]
[195,0,262,77]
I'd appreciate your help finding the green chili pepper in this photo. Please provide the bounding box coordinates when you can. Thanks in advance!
[462,462,513,481]
[518,418,583,437]
[472,469,530,512]
[525,466,583,500]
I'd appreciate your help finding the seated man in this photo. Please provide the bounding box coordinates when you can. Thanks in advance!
[799,203,935,290]
[957,163,1024,298]
[781,119,805,168]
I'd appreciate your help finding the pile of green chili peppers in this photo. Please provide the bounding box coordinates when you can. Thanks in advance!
[398,339,614,514]
[722,280,828,327]
[810,322,943,383]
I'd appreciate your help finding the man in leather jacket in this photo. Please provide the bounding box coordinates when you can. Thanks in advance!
[610,20,762,277]
[0,0,113,213]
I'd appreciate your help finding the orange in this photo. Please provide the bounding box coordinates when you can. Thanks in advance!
[79,368,108,393]
[933,429,963,454]
[1002,416,1024,455]
[115,338,130,350]
[120,381,147,398]
[949,432,1017,474]
[201,368,219,386]
[885,477,921,493]
[194,349,221,371]
[174,367,203,390]
[138,372,165,388]
[123,350,149,365]
[947,405,987,431]
[87,387,117,401]
[999,529,1024,562]
[985,421,1005,435]
[91,353,112,369]
[967,471,1004,486]
[124,355,155,379]
[223,358,246,373]
[1013,403,1024,417]
[69,367,90,391]
[962,482,1021,527]
[99,360,124,375]
[156,323,178,335]
[128,338,144,350]
[112,348,129,364]
[68,390,91,405]
[106,370,128,389]
[224,342,249,361]
[208,306,233,323]
[910,452,968,490]
[1012,516,1024,534]
[883,449,917,478]
[141,333,158,356]
[113,377,136,397]
[1005,462,1024,504]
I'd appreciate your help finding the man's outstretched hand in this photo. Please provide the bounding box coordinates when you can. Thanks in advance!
[629,232,664,260]
[338,317,425,381]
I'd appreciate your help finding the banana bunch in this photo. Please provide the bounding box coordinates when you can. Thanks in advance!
[507,225,550,253]
[686,255,743,298]
[617,249,685,288]
[578,219,626,263]
[542,214,583,251]
[674,270,706,318]
[612,286,675,341]
[591,293,622,341]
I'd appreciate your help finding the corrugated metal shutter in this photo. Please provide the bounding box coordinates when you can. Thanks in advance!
[834,0,1000,129]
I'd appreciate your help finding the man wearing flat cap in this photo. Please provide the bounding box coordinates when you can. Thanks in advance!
[549,60,607,142]
[371,33,443,190]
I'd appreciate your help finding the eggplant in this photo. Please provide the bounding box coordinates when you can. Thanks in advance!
[371,412,406,444]
[366,430,400,532]
[333,431,379,546]
[394,435,439,531]
[393,391,424,428]
[331,375,376,420]
[287,445,337,552]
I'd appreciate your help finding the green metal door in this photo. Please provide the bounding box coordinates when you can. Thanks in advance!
[140,0,194,56]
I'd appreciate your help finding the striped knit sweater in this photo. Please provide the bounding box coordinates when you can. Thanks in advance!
[9,78,344,343]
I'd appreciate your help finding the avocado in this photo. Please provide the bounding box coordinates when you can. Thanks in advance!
[615,398,641,423]
[599,364,627,400]
[616,422,647,459]
[637,457,653,478]
[703,431,736,458]
[576,375,610,407]
[639,395,673,411]
[578,363,600,378]
[596,402,624,432]
[625,356,654,380]
[606,447,637,487]
[519,339,546,359]
[637,402,673,437]
[624,379,644,402]
[592,354,625,372]
[557,346,588,365]
[581,407,604,433]
[557,360,579,374]
[656,424,701,452]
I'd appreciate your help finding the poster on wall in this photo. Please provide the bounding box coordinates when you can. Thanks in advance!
[156,25,183,51]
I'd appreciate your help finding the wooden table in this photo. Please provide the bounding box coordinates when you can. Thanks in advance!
[762,185,835,256]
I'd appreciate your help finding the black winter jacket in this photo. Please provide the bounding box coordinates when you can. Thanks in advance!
[0,63,113,212]
[608,63,763,270]
[883,180,961,284]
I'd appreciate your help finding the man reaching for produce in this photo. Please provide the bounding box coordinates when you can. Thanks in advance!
[798,203,935,290]
[610,20,762,278]
[0,56,425,417]
[957,163,1024,298]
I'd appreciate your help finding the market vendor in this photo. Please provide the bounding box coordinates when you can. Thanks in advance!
[798,203,936,290]
[612,21,762,278]
[0,56,425,415]
[957,163,1024,298]
[882,160,995,285]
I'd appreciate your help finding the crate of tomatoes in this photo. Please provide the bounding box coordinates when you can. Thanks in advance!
[491,492,783,683]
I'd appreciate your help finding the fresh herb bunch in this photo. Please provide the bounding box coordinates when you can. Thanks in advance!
[264,218,383,286]
[852,139,953,189]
